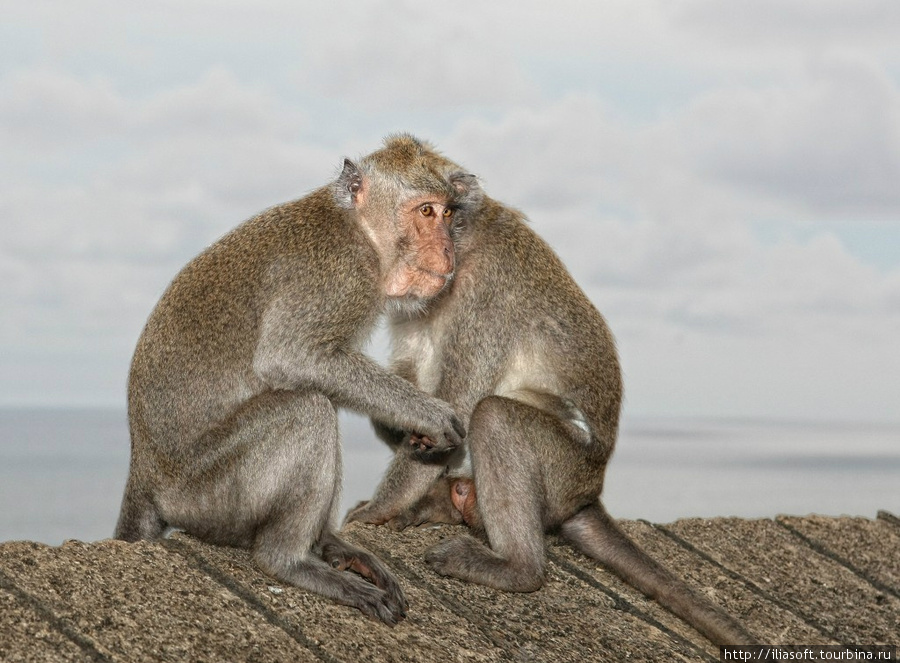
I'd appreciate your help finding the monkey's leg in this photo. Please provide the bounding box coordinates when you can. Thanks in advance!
[114,477,166,541]
[166,390,406,625]
[344,443,447,527]
[561,503,755,645]
[425,396,550,592]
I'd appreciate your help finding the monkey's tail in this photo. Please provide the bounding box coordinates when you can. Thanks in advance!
[559,502,755,646]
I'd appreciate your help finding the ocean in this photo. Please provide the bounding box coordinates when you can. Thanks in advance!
[1,407,897,546]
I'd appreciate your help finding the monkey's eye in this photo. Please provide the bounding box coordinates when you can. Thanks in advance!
[419,204,435,217]
[442,207,454,219]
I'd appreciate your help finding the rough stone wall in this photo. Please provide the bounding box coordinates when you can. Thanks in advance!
[1,513,898,662]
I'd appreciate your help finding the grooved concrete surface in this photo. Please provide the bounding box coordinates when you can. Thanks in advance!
[1,513,898,662]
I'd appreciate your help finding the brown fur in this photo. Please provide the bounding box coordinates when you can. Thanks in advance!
[114,135,479,625]
[346,153,755,643]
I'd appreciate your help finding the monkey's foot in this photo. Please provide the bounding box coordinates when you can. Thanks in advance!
[425,536,543,592]
[389,499,464,531]
[424,535,491,579]
[343,501,395,526]
[342,573,407,626]
[319,534,408,621]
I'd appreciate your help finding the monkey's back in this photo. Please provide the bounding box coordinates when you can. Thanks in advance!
[128,187,381,458]
[440,196,623,448]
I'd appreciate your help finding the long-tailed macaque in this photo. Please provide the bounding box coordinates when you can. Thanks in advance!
[345,146,755,643]
[114,135,479,625]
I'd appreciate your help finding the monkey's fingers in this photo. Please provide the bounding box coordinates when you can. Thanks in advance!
[385,508,434,531]
[380,587,408,624]
[437,415,466,451]
[441,413,467,450]
[409,428,465,458]
[408,433,437,451]
[410,441,456,461]
[320,541,409,619]
[343,502,397,527]
[345,576,406,626]
[369,569,408,620]
[347,555,409,620]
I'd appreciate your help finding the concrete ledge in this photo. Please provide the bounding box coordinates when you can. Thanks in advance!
[2,513,898,662]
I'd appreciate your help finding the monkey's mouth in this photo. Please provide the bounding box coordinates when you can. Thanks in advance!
[386,268,453,301]
[385,259,455,301]
[414,268,454,298]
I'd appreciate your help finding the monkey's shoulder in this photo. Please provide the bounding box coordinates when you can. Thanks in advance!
[454,198,612,342]
[144,188,382,347]
[232,189,367,253]
[461,201,571,294]
[198,189,378,286]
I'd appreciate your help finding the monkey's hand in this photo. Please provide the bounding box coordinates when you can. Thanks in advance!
[409,433,438,452]
[412,399,466,455]
[408,422,463,459]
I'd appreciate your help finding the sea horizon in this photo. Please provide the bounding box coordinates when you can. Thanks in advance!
[1,406,897,546]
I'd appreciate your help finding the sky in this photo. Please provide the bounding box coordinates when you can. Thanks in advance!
[2,0,899,423]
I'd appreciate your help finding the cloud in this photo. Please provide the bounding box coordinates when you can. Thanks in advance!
[445,95,630,211]
[0,69,336,365]
[0,70,128,149]
[1,2,898,419]
[672,0,900,46]
[438,93,900,350]
[294,1,538,111]
[674,52,900,216]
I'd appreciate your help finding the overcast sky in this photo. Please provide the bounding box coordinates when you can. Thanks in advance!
[2,0,899,423]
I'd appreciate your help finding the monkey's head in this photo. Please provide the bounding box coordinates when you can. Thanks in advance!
[333,135,482,313]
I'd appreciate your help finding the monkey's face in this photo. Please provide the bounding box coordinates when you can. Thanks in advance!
[384,195,456,301]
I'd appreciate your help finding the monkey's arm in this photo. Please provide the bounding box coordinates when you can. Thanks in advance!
[345,358,453,527]
[372,421,406,450]
[252,299,465,449]
[369,357,419,450]
[356,326,508,526]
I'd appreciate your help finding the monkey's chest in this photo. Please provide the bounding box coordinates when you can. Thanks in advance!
[395,329,444,395]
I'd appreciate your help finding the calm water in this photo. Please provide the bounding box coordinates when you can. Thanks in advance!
[1,408,897,545]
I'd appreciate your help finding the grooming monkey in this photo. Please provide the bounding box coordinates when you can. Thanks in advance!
[346,151,755,644]
[115,135,479,625]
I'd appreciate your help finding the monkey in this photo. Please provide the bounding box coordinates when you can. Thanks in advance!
[114,134,481,625]
[345,151,755,643]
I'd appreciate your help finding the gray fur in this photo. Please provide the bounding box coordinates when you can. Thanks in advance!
[115,137,474,624]
[347,165,755,643]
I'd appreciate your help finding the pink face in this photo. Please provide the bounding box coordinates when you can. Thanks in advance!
[384,195,456,300]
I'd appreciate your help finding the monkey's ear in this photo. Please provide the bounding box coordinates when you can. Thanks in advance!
[449,172,483,211]
[333,158,364,209]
